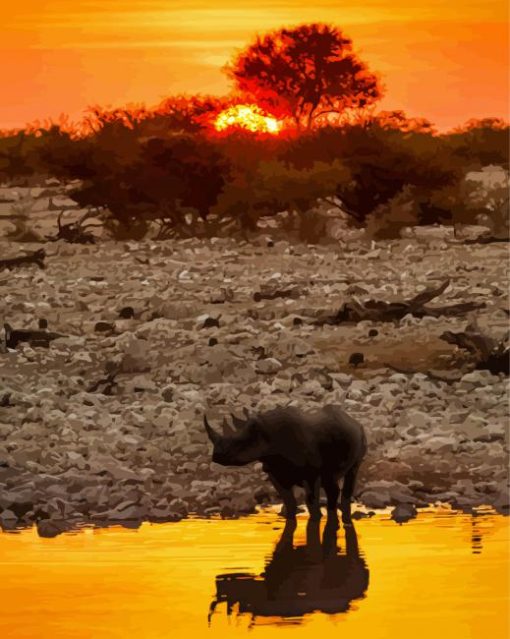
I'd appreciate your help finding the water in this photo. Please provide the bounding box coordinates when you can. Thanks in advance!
[0,509,508,638]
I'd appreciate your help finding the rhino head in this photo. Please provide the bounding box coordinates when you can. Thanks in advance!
[203,412,268,466]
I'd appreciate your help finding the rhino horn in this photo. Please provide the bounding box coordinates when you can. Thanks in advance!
[222,417,236,437]
[203,415,222,444]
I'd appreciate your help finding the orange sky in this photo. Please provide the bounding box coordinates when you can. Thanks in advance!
[3,1,509,130]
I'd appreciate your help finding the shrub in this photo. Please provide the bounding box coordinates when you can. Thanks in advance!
[443,118,509,169]
[365,186,420,239]
[280,124,460,224]
[70,133,231,238]
[214,159,350,241]
[429,167,509,238]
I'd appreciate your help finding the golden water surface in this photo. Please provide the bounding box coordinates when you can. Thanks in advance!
[0,509,508,639]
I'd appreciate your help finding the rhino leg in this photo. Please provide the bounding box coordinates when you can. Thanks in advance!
[268,474,297,520]
[322,475,340,518]
[340,463,360,524]
[304,476,322,521]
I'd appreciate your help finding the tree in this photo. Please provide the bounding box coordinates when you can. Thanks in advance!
[225,23,382,129]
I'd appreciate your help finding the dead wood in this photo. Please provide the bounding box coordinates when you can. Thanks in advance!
[315,279,484,325]
[3,323,65,349]
[253,284,307,302]
[87,368,119,394]
[0,249,46,270]
[440,326,509,376]
[46,209,100,244]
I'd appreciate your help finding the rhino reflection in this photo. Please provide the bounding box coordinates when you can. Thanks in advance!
[209,518,369,625]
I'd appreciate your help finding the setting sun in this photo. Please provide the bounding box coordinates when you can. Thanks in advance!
[214,104,282,134]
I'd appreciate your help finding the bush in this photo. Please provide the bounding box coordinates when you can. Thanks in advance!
[214,159,350,240]
[365,186,420,239]
[429,167,509,238]
[280,123,460,224]
[70,132,231,238]
[443,118,509,169]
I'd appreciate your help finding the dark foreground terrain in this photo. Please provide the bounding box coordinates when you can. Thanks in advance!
[0,193,508,535]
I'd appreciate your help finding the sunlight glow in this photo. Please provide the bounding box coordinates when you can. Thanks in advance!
[214,104,282,134]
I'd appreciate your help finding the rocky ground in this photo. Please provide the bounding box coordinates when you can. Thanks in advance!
[0,183,509,537]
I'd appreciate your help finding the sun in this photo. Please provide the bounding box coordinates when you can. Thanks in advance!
[214,104,282,134]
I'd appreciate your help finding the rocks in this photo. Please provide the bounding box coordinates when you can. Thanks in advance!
[101,501,147,521]
[196,314,221,329]
[0,509,18,531]
[255,358,283,375]
[36,519,70,538]
[0,229,507,531]
[118,336,151,373]
[348,352,365,368]
[391,503,418,523]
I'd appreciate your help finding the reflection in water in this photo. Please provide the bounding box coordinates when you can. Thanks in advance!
[209,517,369,625]
[471,515,483,555]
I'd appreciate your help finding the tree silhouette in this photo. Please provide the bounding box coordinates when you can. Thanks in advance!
[225,23,382,129]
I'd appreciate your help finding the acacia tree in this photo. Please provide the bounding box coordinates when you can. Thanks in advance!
[225,23,382,129]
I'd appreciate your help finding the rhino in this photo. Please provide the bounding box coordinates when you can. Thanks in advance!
[203,404,367,522]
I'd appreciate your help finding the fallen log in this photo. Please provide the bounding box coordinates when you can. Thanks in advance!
[0,249,46,270]
[315,279,484,325]
[3,323,65,349]
[440,325,509,376]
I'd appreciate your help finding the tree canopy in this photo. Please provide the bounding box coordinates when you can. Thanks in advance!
[225,23,382,129]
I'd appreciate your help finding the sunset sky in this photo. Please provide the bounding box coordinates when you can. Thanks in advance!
[4,0,509,130]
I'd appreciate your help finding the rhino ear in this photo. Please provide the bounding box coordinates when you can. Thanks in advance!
[230,413,245,429]
[203,415,221,444]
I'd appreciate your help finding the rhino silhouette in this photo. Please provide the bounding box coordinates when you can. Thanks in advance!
[209,517,369,625]
[204,404,367,522]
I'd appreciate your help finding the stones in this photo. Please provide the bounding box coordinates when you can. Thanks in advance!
[391,503,417,523]
[161,385,175,402]
[210,288,234,304]
[118,306,135,319]
[36,518,70,538]
[103,501,147,521]
[196,314,221,329]
[0,509,18,530]
[0,222,507,532]
[94,321,115,333]
[118,336,151,373]
[348,352,365,368]
[460,370,497,386]
[255,358,283,375]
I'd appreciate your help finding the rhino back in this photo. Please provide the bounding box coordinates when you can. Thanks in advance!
[258,405,366,472]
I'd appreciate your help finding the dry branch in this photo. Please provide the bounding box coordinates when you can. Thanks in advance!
[253,284,307,302]
[315,279,484,325]
[47,209,100,244]
[0,249,46,270]
[3,323,65,349]
[440,327,509,376]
